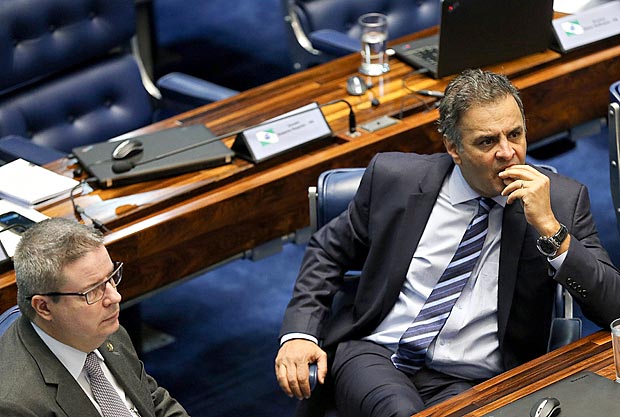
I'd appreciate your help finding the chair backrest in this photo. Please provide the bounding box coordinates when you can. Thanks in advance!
[609,80,620,236]
[0,0,153,153]
[0,305,21,336]
[308,168,365,232]
[308,166,581,351]
[282,0,441,69]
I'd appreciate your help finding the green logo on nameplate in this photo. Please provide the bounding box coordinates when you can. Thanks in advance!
[561,20,584,36]
[256,129,279,146]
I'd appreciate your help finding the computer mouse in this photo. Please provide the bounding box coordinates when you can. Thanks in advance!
[111,139,144,160]
[530,397,561,417]
[346,75,368,96]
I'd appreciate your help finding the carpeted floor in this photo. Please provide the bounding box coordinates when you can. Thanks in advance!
[139,122,619,417]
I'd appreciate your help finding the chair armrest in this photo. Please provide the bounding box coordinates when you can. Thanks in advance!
[157,72,238,107]
[308,29,360,57]
[0,135,66,166]
[547,317,582,352]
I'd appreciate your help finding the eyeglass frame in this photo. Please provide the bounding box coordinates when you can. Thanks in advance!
[27,261,123,305]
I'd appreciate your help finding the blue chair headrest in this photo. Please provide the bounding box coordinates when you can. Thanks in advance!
[0,0,135,95]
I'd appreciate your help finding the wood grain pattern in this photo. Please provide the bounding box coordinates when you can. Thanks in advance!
[413,331,614,416]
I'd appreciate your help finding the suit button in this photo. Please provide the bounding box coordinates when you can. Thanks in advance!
[581,289,588,298]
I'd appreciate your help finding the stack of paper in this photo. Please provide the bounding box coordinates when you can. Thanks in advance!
[0,158,79,206]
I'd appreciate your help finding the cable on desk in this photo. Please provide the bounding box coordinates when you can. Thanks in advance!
[70,178,110,233]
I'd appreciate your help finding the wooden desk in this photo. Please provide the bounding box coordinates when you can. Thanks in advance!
[414,330,615,416]
[1,31,619,312]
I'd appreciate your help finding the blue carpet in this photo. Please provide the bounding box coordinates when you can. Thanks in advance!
[140,123,619,417]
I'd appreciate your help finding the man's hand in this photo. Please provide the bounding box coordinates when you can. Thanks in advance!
[275,339,328,400]
[499,165,570,254]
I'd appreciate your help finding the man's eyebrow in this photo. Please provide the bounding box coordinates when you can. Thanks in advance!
[82,265,115,290]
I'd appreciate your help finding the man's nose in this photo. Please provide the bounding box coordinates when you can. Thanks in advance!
[496,138,515,159]
[102,281,122,305]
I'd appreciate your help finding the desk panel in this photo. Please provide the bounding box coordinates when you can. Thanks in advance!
[414,331,614,416]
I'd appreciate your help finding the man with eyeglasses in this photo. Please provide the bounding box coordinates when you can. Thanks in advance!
[0,218,190,417]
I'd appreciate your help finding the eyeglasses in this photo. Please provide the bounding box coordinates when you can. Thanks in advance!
[28,262,123,305]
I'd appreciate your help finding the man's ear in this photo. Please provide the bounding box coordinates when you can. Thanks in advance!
[443,136,461,165]
[31,296,53,322]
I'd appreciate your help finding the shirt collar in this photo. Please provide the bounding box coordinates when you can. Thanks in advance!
[448,165,507,208]
[30,321,103,380]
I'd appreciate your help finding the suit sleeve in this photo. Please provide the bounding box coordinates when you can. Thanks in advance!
[553,182,620,328]
[278,156,378,340]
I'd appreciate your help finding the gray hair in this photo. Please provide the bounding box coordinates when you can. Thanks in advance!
[438,69,526,150]
[14,218,104,320]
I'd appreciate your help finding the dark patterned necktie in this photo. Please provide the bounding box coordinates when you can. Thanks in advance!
[84,351,133,417]
[391,197,495,374]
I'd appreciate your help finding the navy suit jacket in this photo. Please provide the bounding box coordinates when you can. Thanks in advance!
[280,152,620,370]
[0,316,189,417]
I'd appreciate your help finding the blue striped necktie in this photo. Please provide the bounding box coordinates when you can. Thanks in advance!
[391,197,495,375]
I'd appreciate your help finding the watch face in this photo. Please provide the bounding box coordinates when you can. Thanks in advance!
[537,238,558,256]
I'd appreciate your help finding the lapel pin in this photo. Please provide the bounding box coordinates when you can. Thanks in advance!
[106,342,114,352]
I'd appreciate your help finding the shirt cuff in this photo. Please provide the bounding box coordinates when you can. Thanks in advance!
[548,250,567,271]
[280,333,319,346]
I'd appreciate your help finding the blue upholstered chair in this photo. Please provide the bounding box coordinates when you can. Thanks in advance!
[281,0,441,70]
[0,305,20,336]
[304,166,581,416]
[609,81,620,236]
[0,0,238,166]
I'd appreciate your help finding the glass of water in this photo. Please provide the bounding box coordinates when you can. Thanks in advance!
[611,318,620,382]
[358,13,389,76]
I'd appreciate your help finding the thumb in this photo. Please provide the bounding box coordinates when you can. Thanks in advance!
[316,353,328,384]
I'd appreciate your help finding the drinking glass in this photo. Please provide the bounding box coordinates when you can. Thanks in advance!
[610,318,620,382]
[358,13,389,76]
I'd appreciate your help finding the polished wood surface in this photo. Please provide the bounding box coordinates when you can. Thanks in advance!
[1,29,619,312]
[413,330,615,416]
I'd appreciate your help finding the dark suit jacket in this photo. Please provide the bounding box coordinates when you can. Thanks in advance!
[0,316,189,417]
[281,152,620,370]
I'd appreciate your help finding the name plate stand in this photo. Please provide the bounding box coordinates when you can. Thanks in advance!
[552,0,620,52]
[232,103,333,163]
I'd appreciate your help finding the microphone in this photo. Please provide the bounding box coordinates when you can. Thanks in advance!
[111,99,357,174]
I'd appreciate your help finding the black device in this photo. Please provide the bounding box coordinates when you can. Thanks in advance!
[72,124,234,188]
[0,211,36,231]
[391,0,554,79]
[0,211,36,272]
[482,371,620,416]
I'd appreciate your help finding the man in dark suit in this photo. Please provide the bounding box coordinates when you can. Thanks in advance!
[0,218,189,416]
[275,69,620,417]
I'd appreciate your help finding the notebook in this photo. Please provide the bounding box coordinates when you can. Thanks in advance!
[391,0,554,79]
[482,371,620,417]
[73,124,234,188]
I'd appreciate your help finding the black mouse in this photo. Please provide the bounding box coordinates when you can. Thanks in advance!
[530,397,561,417]
[111,139,144,160]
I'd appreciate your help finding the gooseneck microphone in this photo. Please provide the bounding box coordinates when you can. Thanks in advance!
[111,99,357,174]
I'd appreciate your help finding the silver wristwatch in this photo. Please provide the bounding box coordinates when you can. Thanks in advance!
[536,223,568,257]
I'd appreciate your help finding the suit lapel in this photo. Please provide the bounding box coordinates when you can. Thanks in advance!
[381,157,454,317]
[497,200,527,344]
[101,338,154,417]
[18,317,101,417]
